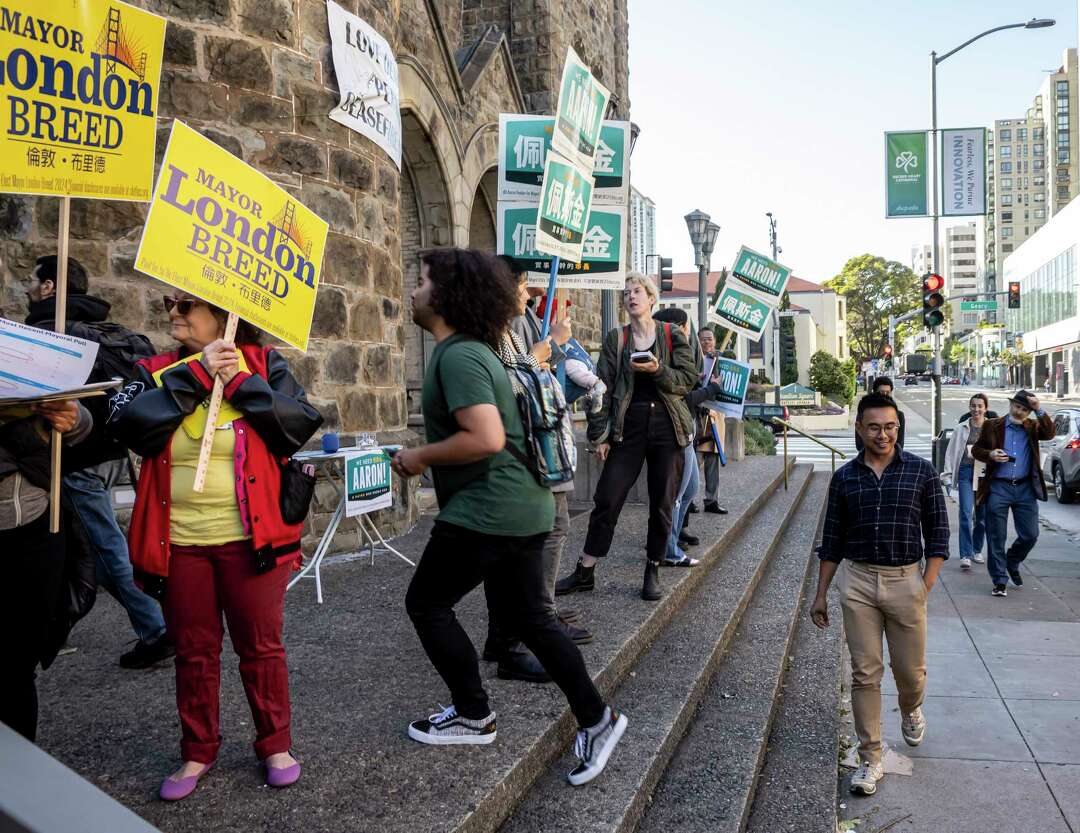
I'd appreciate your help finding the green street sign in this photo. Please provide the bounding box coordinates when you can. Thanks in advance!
[709,285,770,343]
[730,245,791,303]
[961,300,997,311]
[344,449,392,517]
[885,131,929,217]
[497,115,628,205]
[535,152,594,262]
[498,202,625,289]
[551,46,612,172]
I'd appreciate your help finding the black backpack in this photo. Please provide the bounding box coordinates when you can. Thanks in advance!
[67,320,155,384]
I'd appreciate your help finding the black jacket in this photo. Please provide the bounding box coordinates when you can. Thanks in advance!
[26,294,154,472]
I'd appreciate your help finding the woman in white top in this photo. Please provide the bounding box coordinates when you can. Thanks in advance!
[943,393,990,569]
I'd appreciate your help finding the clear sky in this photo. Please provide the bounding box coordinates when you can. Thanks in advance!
[626,0,1079,283]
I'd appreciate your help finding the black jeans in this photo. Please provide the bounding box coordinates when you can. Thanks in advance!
[406,521,605,727]
[0,511,66,741]
[585,401,684,563]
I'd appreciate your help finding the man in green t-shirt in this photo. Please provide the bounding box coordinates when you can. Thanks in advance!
[391,249,626,786]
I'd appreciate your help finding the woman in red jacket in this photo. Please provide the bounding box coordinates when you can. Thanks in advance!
[108,292,322,801]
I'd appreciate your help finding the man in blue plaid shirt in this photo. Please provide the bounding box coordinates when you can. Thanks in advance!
[811,392,949,797]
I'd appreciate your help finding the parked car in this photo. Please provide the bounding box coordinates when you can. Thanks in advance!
[1041,408,1080,504]
[743,403,789,435]
[904,375,919,386]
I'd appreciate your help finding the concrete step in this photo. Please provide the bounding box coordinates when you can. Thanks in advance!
[632,471,832,833]
[499,464,817,833]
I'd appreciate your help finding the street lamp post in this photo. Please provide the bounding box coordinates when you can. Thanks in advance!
[928,17,1055,439]
[684,209,713,332]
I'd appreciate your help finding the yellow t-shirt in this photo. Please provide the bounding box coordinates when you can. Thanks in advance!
[170,421,249,546]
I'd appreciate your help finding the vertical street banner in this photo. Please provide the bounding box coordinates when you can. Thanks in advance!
[551,46,612,173]
[134,121,329,352]
[498,202,625,289]
[534,152,595,263]
[729,245,792,305]
[709,284,771,343]
[701,355,752,419]
[941,127,986,217]
[884,131,929,218]
[497,114,628,205]
[0,0,166,200]
[344,448,393,517]
[326,0,401,170]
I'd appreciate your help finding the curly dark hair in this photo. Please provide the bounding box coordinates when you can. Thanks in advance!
[422,248,519,347]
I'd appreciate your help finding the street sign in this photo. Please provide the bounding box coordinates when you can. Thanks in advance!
[885,131,929,217]
[551,46,612,173]
[779,383,817,407]
[729,245,792,304]
[498,202,625,289]
[709,284,770,343]
[960,300,997,311]
[534,152,594,262]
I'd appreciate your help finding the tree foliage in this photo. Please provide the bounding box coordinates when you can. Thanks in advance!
[825,254,921,363]
[809,350,855,404]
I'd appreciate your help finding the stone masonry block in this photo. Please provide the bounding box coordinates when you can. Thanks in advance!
[163,22,198,67]
[325,344,362,384]
[300,182,355,234]
[330,149,374,190]
[340,390,378,431]
[272,49,318,98]
[148,0,231,25]
[363,343,393,386]
[348,295,381,341]
[311,286,348,338]
[159,71,229,121]
[239,0,295,46]
[293,85,350,144]
[322,233,371,289]
[261,136,328,177]
[0,195,32,239]
[205,37,272,93]
[231,93,294,132]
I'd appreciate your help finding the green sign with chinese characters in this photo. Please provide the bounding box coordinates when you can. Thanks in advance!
[498,202,625,290]
[885,130,929,217]
[551,46,612,172]
[535,153,595,262]
[730,246,791,302]
[709,285,771,343]
[497,115,628,205]
[960,300,997,311]
[344,448,392,517]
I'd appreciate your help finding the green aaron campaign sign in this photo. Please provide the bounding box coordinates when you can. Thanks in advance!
[730,246,791,303]
[702,356,752,419]
[344,448,392,517]
[709,284,771,343]
[885,131,929,218]
[497,115,629,205]
[551,46,612,173]
[535,153,595,263]
[498,202,625,290]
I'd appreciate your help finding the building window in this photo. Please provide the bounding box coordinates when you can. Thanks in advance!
[1001,212,1013,222]
[1002,243,1014,252]
[1033,143,1045,156]
[1000,177,1012,189]
[999,128,1012,141]
[1059,148,1071,164]
[1017,128,1027,141]
[1000,162,1012,173]
[1034,191,1045,202]
[1001,228,1013,238]
[1034,126,1044,140]
[1034,175,1045,186]
[1001,194,1013,206]
[999,145,1012,157]
[1035,208,1046,219]
[1059,187,1071,200]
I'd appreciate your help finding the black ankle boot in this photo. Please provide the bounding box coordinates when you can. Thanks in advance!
[555,559,595,595]
[642,561,662,601]
[496,641,552,683]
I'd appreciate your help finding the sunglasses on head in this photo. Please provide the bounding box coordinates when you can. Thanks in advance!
[163,296,204,315]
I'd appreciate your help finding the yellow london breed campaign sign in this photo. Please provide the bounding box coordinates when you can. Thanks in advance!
[0,0,165,200]
[136,121,329,351]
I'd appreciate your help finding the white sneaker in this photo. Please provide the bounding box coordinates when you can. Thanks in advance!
[567,705,627,786]
[850,760,884,795]
[973,553,986,564]
[960,557,972,570]
[408,704,497,745]
[901,706,926,746]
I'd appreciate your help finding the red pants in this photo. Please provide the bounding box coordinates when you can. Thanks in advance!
[165,541,292,763]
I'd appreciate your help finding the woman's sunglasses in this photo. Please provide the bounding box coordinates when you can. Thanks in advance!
[163,296,204,316]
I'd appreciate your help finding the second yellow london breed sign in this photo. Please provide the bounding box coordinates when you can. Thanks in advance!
[0,0,166,200]
[136,121,329,351]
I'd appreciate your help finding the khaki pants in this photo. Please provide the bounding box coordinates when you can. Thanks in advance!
[840,561,928,766]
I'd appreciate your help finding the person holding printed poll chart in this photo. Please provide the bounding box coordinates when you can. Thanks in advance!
[108,292,322,801]
[556,273,697,602]
[393,249,626,786]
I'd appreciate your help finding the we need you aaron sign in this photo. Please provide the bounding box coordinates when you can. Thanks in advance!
[344,448,392,517]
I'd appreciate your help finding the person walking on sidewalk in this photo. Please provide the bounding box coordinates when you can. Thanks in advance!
[555,273,697,602]
[855,377,906,451]
[24,255,171,669]
[942,393,990,570]
[811,392,949,797]
[394,249,626,786]
[696,328,727,516]
[971,389,1055,597]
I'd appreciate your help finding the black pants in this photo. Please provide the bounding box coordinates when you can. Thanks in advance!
[0,511,66,742]
[405,521,605,727]
[585,401,684,563]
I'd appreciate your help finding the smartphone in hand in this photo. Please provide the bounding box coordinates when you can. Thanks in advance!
[630,350,653,364]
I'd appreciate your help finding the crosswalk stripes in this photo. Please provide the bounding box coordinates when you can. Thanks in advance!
[776,432,934,471]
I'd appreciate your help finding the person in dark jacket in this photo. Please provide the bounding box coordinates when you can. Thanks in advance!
[1,394,93,742]
[855,377,906,451]
[108,291,322,800]
[652,308,724,567]
[556,273,698,601]
[24,254,170,669]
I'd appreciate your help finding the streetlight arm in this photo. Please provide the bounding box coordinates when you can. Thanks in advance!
[936,21,1033,63]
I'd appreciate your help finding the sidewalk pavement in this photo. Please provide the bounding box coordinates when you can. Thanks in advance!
[839,492,1080,833]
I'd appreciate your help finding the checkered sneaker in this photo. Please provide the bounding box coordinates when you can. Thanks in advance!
[408,704,497,746]
[567,706,628,786]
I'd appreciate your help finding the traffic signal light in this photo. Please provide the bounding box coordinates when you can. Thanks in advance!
[922,272,945,328]
[883,344,893,358]
[780,332,796,367]
[1008,281,1021,309]
[659,257,673,292]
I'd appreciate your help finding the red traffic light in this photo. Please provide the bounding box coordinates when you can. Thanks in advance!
[1008,281,1021,309]
[923,273,944,293]
[883,344,893,357]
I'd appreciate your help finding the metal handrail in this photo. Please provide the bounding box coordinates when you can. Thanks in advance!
[770,417,849,488]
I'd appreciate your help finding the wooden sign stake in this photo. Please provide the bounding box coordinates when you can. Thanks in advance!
[192,312,239,493]
[48,196,72,534]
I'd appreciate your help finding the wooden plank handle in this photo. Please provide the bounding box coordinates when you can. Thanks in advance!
[192,312,239,493]
[49,196,72,534]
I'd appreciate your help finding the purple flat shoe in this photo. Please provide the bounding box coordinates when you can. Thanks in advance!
[266,761,301,788]
[159,763,212,801]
